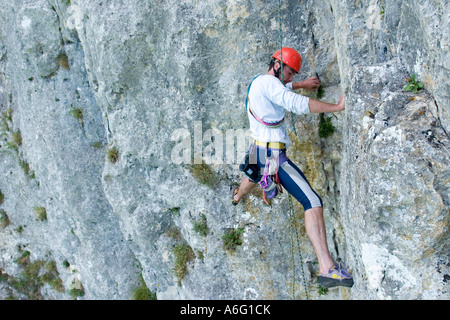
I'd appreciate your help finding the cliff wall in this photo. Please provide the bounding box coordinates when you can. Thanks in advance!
[0,0,448,299]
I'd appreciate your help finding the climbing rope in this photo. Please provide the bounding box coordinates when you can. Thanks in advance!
[288,195,309,299]
[278,0,298,137]
[278,0,284,84]
[278,0,307,299]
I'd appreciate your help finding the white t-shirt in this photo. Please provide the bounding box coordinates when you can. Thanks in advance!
[247,75,310,147]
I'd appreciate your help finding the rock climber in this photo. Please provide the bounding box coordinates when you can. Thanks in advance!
[233,47,353,288]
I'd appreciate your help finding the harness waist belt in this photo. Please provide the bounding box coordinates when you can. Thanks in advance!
[254,140,286,149]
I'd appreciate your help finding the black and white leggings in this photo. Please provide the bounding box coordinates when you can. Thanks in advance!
[248,144,323,211]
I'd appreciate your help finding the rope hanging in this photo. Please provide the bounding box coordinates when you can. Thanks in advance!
[278,0,298,137]
[288,195,309,300]
[278,0,284,84]
[278,0,307,300]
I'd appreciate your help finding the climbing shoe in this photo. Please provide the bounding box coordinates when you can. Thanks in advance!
[318,262,354,288]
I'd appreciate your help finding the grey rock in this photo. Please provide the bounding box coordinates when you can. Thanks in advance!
[0,0,448,300]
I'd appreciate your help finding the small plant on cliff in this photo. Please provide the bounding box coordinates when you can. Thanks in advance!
[0,189,4,205]
[12,130,22,147]
[68,106,83,122]
[91,141,103,149]
[404,74,424,94]
[318,113,335,138]
[221,227,244,253]
[6,130,22,153]
[189,163,218,187]
[69,286,85,299]
[41,260,65,293]
[193,213,209,237]
[10,250,65,299]
[173,243,195,285]
[63,260,70,269]
[132,283,156,300]
[0,209,10,228]
[1,108,12,132]
[132,274,157,300]
[318,284,328,296]
[316,85,325,99]
[33,206,47,221]
[166,226,181,240]
[107,146,119,163]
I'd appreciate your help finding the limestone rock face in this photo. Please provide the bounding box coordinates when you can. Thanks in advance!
[0,0,448,300]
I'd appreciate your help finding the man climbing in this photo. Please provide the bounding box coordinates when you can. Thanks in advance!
[233,47,353,288]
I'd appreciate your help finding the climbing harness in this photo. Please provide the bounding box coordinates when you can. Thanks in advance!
[244,76,285,205]
[253,140,286,149]
[248,105,285,128]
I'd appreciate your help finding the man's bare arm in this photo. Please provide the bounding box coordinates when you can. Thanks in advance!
[309,94,345,113]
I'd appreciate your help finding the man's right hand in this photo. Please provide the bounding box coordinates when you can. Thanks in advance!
[293,77,321,91]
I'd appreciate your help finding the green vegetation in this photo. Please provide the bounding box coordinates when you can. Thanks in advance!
[42,261,65,292]
[404,74,424,94]
[1,108,12,132]
[169,207,181,216]
[318,113,335,138]
[318,284,328,296]
[19,158,33,178]
[1,110,35,179]
[63,260,70,269]
[132,274,157,300]
[5,130,21,152]
[173,243,195,285]
[107,146,119,163]
[166,226,181,240]
[68,106,83,122]
[316,85,325,99]
[221,227,244,253]
[0,189,4,205]
[196,250,204,261]
[189,163,218,187]
[91,141,103,149]
[193,213,209,237]
[0,250,65,300]
[0,209,10,228]
[33,206,47,221]
[69,287,85,299]
[12,130,22,147]
[132,284,156,300]
[66,265,85,299]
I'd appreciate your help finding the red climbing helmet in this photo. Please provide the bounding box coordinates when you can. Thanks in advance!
[272,47,302,73]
